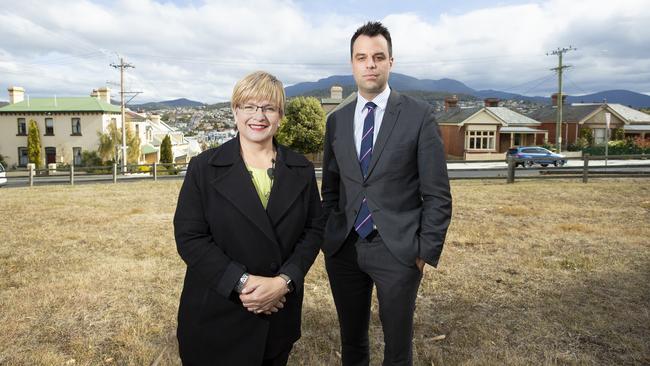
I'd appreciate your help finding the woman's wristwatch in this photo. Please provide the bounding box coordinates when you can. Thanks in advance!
[235,272,249,294]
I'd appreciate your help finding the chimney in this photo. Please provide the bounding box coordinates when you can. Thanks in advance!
[330,85,343,100]
[92,87,111,104]
[150,114,161,124]
[8,86,25,104]
[444,95,458,111]
[484,98,499,107]
[551,93,566,106]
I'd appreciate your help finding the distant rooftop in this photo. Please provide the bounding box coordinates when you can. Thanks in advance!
[0,97,121,113]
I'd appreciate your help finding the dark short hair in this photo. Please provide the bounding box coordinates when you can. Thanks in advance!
[350,21,392,58]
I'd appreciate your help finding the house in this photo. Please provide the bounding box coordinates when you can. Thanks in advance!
[436,97,548,160]
[0,86,121,167]
[528,95,650,148]
[0,85,198,168]
[126,111,194,163]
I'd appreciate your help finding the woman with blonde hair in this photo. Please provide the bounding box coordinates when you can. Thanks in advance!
[174,71,322,365]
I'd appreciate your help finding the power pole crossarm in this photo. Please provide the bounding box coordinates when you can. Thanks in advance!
[547,46,576,153]
[110,57,135,173]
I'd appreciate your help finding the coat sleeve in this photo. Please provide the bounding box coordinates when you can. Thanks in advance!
[416,106,453,267]
[279,169,324,291]
[174,157,246,298]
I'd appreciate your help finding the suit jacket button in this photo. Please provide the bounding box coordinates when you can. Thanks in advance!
[270,262,278,272]
[362,183,369,187]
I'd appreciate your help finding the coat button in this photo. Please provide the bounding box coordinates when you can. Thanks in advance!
[270,262,278,272]
[362,183,369,187]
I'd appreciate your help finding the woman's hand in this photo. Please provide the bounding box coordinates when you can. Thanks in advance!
[239,275,289,314]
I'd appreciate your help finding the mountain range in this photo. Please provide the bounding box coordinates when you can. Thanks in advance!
[130,98,205,110]
[285,73,650,108]
[122,73,650,109]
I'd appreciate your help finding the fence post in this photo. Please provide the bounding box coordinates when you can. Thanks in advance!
[29,164,34,187]
[113,163,117,183]
[507,156,515,184]
[582,153,589,183]
[153,163,157,181]
[70,165,74,186]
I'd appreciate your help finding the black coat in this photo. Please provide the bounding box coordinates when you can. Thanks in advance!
[173,137,323,365]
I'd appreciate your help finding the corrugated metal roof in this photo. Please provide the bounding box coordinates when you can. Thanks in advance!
[0,97,121,113]
[623,125,650,131]
[526,104,599,122]
[435,107,540,126]
[500,126,547,133]
[486,107,541,126]
[609,104,650,123]
[435,107,482,123]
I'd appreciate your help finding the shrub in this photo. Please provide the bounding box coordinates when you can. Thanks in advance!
[579,128,594,145]
[612,127,625,141]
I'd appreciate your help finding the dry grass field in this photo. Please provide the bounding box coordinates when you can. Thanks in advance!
[1,178,649,365]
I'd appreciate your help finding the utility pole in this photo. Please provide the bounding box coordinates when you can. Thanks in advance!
[110,57,135,172]
[547,46,576,153]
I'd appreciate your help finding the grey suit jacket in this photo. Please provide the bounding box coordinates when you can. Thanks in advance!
[321,91,452,267]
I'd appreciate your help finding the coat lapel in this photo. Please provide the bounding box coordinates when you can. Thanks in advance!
[366,91,402,177]
[266,146,310,226]
[209,137,279,246]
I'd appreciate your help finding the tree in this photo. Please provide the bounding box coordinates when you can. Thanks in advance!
[276,97,326,154]
[27,119,42,168]
[97,121,140,164]
[160,135,173,164]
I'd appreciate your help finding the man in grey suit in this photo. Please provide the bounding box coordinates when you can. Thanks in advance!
[321,22,452,365]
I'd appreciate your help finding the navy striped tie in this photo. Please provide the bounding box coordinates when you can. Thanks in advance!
[354,101,376,238]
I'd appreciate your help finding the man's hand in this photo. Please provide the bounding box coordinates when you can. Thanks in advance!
[416,257,426,273]
[239,275,289,314]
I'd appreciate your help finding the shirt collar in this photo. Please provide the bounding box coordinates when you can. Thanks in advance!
[355,85,391,114]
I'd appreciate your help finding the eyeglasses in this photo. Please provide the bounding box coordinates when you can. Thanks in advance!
[239,104,280,116]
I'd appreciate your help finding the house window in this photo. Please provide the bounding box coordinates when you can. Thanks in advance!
[467,130,495,150]
[17,118,27,135]
[18,147,29,167]
[45,147,56,164]
[71,118,81,135]
[73,147,82,166]
[45,118,54,135]
[593,128,606,144]
[135,124,140,136]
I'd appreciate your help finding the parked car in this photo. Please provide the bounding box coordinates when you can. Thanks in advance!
[506,146,567,168]
[0,163,7,187]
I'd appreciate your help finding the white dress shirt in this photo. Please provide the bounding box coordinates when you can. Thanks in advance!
[353,85,391,157]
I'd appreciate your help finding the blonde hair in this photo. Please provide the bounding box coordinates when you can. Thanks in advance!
[231,71,285,115]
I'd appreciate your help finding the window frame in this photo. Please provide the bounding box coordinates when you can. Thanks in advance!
[44,118,54,136]
[17,118,27,136]
[71,117,82,136]
[467,130,496,151]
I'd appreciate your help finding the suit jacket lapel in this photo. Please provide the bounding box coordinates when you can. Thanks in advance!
[266,146,310,226]
[209,137,279,246]
[367,91,402,177]
[338,100,364,182]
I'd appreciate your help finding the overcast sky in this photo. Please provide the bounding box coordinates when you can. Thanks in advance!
[1,0,648,103]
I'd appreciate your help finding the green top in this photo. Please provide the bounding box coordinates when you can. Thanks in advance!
[247,166,272,209]
[0,97,121,114]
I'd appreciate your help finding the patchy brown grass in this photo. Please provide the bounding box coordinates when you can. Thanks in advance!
[1,179,649,365]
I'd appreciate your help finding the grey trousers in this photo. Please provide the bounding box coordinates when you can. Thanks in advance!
[325,233,423,366]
